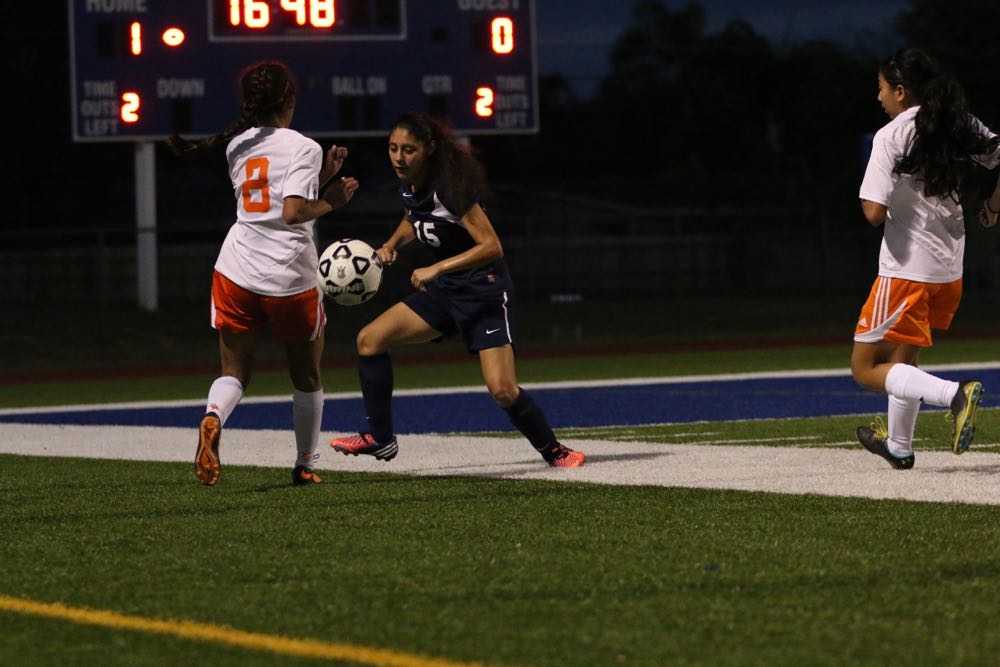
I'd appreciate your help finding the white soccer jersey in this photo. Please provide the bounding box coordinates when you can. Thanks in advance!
[860,106,1000,283]
[214,127,322,295]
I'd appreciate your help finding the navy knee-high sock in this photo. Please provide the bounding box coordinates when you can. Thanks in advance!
[358,354,394,442]
[503,387,557,452]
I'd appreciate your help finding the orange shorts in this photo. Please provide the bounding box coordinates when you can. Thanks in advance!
[853,276,961,347]
[210,271,326,342]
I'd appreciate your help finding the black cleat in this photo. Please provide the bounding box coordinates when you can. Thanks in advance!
[856,417,914,470]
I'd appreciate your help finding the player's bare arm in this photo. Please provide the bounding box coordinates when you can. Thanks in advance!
[282,177,359,224]
[980,174,1000,228]
[410,204,502,290]
[321,177,360,210]
[318,145,348,190]
[861,199,888,226]
[379,216,417,264]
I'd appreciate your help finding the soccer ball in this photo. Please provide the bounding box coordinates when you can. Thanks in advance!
[316,239,383,306]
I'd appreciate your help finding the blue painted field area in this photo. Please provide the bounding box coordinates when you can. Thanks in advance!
[3,369,998,433]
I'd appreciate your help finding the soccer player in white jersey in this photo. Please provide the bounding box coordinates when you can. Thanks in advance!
[168,61,359,486]
[852,49,1000,469]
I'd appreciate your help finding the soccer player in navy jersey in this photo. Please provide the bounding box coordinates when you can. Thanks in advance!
[330,112,585,467]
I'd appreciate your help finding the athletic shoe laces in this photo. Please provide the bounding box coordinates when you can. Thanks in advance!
[869,416,888,441]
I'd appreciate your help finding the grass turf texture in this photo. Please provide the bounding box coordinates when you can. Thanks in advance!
[3,308,999,665]
[3,455,1000,667]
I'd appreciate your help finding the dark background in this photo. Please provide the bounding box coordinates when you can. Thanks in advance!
[2,0,998,371]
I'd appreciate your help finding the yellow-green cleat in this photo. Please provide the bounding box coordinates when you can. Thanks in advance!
[947,381,983,455]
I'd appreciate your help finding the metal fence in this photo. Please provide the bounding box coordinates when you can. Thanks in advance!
[4,206,997,306]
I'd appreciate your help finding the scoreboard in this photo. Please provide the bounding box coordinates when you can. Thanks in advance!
[69,0,538,141]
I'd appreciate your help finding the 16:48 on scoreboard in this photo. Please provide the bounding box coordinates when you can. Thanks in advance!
[70,0,538,141]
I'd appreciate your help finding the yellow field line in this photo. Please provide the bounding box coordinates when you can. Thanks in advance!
[0,595,488,667]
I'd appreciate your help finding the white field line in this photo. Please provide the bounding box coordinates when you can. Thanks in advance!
[560,430,726,438]
[3,424,1000,506]
[584,431,824,447]
[2,361,998,416]
[622,436,830,446]
[668,435,822,443]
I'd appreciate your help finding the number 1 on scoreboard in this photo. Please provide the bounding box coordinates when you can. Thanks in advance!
[229,0,268,28]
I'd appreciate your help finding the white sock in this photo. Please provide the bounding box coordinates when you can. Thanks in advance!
[884,364,958,408]
[293,389,324,468]
[886,395,920,457]
[205,376,244,426]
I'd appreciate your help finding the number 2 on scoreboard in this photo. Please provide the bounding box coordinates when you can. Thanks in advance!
[475,87,494,117]
[241,157,271,212]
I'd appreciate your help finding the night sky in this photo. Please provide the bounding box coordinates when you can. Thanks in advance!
[536,0,909,96]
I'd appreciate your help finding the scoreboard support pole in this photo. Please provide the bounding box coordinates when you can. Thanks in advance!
[135,141,159,312]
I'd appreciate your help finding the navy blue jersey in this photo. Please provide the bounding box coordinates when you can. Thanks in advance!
[399,181,512,294]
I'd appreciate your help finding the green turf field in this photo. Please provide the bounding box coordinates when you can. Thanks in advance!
[3,445,1000,667]
[2,311,1000,665]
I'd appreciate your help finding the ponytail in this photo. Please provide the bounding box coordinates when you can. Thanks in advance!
[166,108,256,157]
[168,61,296,158]
[883,49,1000,200]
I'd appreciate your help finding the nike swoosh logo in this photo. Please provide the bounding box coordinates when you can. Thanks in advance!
[486,328,501,334]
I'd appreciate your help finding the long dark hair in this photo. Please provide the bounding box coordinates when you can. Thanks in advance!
[168,61,297,156]
[881,49,999,200]
[389,112,492,214]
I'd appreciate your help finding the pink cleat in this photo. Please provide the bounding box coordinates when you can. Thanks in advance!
[543,443,586,468]
[330,433,398,461]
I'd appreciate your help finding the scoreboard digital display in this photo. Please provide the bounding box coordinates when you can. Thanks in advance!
[69,0,538,141]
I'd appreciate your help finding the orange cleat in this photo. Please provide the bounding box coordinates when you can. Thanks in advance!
[544,443,586,468]
[291,465,323,486]
[195,413,222,486]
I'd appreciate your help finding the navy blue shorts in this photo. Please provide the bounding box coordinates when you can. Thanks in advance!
[404,282,516,353]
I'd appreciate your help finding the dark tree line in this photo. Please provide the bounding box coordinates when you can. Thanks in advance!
[483,0,1000,212]
[3,0,999,230]
[896,0,1000,129]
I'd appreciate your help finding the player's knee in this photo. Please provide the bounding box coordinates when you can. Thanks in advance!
[850,362,876,391]
[223,368,252,389]
[355,326,383,356]
[488,382,519,408]
[291,368,321,393]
